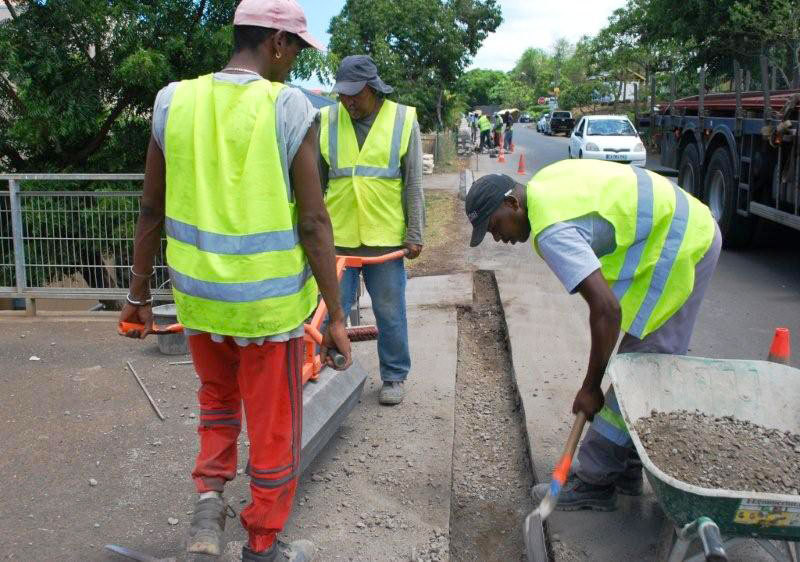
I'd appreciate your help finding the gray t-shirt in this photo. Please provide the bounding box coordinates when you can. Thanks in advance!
[152,72,318,345]
[536,214,616,294]
[319,101,425,256]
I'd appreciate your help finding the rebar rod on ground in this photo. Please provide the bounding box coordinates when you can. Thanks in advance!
[126,361,165,421]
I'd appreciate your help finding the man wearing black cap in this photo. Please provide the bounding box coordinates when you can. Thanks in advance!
[319,55,424,406]
[466,161,720,512]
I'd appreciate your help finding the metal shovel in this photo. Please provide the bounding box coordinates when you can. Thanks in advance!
[524,412,587,562]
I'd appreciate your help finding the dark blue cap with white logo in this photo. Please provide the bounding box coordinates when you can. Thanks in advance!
[465,174,516,247]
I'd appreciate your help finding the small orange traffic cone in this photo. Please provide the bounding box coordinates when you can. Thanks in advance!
[517,153,527,175]
[767,327,791,364]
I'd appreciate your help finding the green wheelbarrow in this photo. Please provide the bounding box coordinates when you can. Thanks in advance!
[609,354,800,562]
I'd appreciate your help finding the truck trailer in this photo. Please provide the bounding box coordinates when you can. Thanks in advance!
[646,58,800,247]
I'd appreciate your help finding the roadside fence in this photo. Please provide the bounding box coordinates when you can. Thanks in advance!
[0,174,171,312]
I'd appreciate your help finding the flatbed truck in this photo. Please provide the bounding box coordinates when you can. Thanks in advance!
[644,58,800,247]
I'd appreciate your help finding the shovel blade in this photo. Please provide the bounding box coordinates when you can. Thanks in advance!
[524,511,548,562]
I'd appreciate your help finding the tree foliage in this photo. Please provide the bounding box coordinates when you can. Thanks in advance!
[327,0,502,130]
[0,0,328,174]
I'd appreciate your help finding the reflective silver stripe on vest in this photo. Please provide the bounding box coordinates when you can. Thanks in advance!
[628,183,690,337]
[329,166,354,178]
[612,167,654,301]
[327,105,340,170]
[166,217,299,255]
[327,103,407,179]
[169,264,313,303]
[388,104,408,170]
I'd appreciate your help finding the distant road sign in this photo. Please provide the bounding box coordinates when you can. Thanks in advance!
[537,97,546,105]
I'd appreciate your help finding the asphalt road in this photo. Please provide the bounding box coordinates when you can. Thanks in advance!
[505,124,800,367]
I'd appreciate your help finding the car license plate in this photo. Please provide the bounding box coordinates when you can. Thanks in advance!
[605,154,628,161]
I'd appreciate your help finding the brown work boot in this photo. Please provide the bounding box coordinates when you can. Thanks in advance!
[187,495,232,556]
[242,539,315,561]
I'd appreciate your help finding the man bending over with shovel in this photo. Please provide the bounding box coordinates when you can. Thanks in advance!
[465,160,721,511]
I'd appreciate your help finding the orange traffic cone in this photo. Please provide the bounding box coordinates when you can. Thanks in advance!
[768,327,791,364]
[517,153,527,175]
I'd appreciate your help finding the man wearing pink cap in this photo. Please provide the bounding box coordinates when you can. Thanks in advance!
[120,1,340,560]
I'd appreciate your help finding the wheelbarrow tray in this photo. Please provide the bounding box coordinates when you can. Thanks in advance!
[608,353,800,542]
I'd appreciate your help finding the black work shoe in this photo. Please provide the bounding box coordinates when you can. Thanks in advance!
[531,473,617,512]
[615,472,644,496]
[186,496,232,556]
[242,539,315,561]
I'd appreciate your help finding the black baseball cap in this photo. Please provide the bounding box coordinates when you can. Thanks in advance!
[332,55,394,96]
[465,174,517,247]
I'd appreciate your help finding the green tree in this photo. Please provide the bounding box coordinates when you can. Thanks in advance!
[456,68,509,108]
[512,47,553,95]
[0,0,328,174]
[327,0,502,130]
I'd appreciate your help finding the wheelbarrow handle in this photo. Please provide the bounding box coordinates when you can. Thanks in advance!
[698,519,727,562]
[118,321,184,336]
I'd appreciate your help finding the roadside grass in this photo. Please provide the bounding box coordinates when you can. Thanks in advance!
[407,189,468,277]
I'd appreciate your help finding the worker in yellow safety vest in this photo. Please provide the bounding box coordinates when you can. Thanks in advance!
[477,113,492,150]
[465,160,721,512]
[120,1,351,560]
[319,55,424,406]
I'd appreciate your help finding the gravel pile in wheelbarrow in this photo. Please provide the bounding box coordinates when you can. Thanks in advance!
[636,410,800,495]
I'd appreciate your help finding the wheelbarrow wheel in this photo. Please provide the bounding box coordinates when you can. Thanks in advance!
[656,518,679,562]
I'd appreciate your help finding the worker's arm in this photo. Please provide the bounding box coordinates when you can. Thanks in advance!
[292,123,352,370]
[119,136,166,338]
[402,120,424,259]
[572,269,622,420]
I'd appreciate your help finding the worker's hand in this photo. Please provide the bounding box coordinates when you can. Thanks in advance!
[571,385,604,421]
[404,242,423,260]
[321,314,352,370]
[118,303,153,339]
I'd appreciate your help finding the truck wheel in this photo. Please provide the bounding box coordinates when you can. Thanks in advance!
[678,143,701,197]
[704,147,755,249]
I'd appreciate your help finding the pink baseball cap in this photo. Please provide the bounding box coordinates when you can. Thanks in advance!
[234,0,325,51]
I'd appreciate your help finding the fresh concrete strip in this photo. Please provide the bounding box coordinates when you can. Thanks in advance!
[359,272,473,310]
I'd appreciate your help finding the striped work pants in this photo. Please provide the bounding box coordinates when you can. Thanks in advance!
[189,333,304,553]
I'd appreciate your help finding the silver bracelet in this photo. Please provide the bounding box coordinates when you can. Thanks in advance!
[130,266,154,279]
[126,293,153,306]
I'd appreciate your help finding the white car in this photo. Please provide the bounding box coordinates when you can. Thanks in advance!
[568,115,646,167]
[537,113,550,134]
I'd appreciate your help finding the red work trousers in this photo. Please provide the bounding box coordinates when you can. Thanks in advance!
[188,333,304,553]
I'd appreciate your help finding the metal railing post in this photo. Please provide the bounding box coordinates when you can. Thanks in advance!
[8,179,27,297]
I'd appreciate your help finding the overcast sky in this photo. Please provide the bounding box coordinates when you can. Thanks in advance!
[295,0,628,87]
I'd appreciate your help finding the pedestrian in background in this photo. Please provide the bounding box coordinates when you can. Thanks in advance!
[319,55,424,406]
[478,113,492,151]
[503,111,514,152]
[493,113,503,149]
[120,0,351,560]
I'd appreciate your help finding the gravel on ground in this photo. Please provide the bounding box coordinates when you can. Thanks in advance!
[449,271,533,561]
[636,410,800,495]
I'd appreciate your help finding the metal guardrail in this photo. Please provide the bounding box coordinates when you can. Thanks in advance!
[0,174,171,304]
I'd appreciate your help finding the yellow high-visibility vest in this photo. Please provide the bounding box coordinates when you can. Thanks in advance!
[320,100,417,247]
[477,115,492,132]
[164,74,317,337]
[528,159,715,339]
